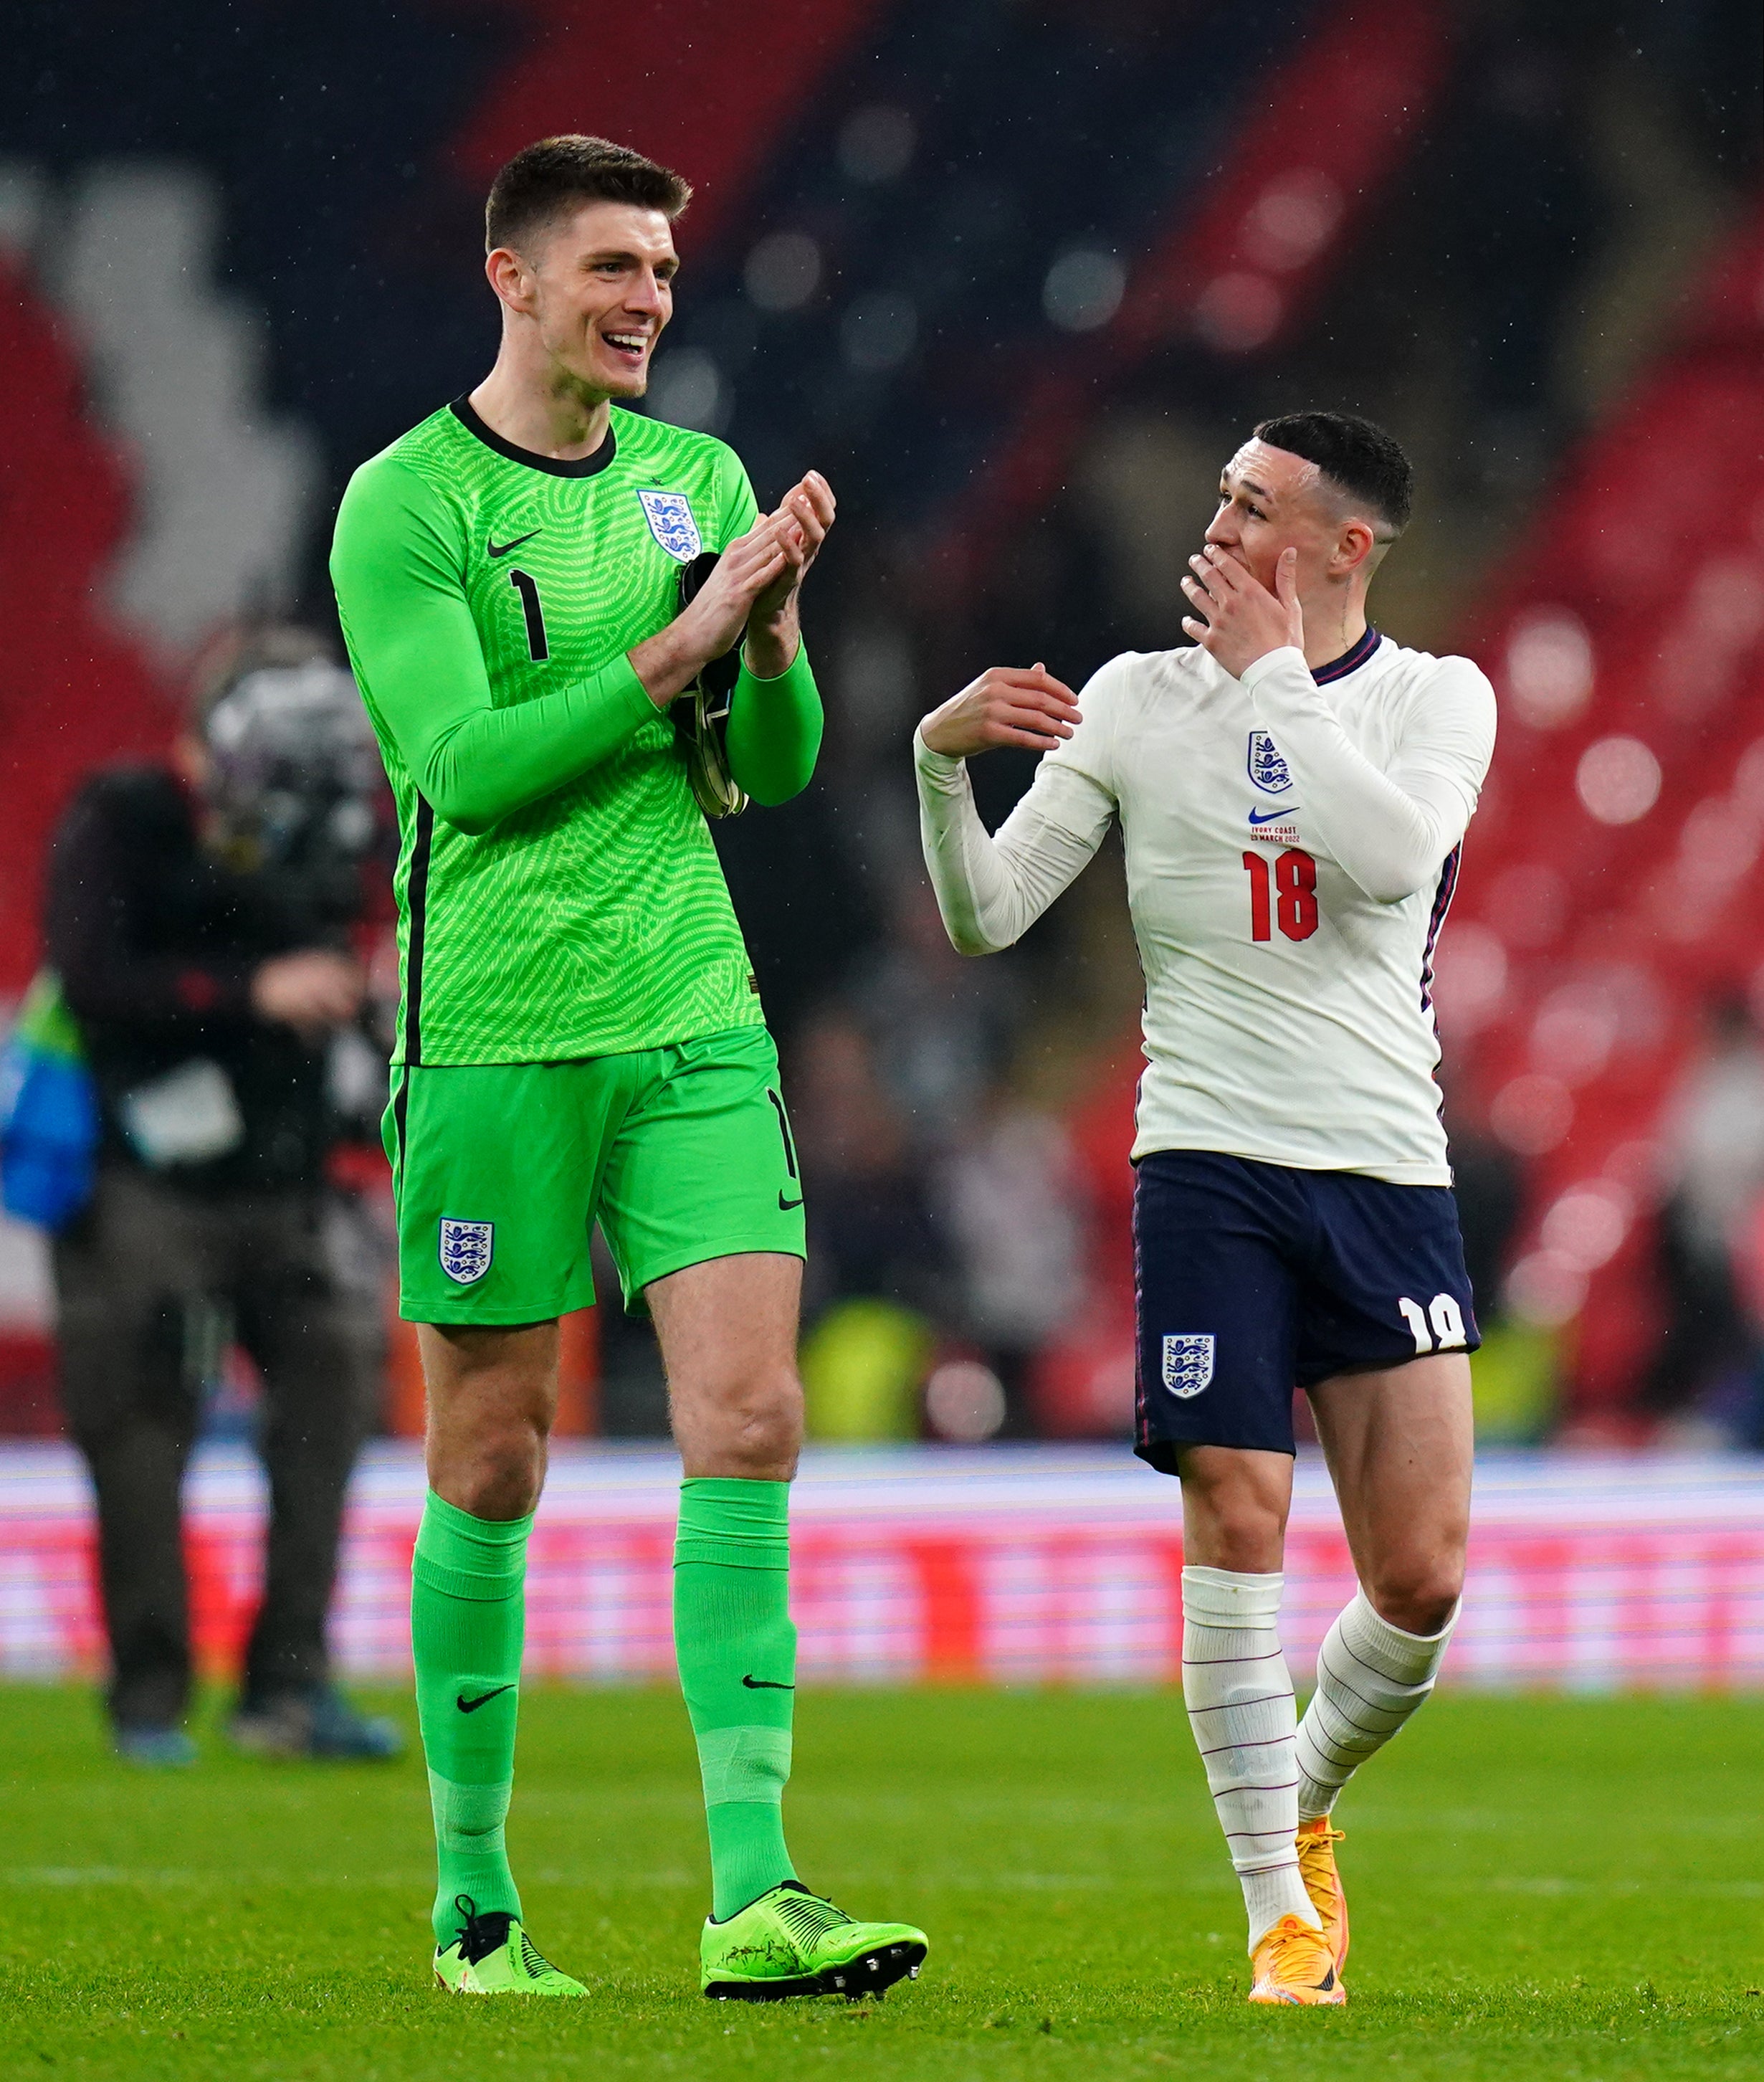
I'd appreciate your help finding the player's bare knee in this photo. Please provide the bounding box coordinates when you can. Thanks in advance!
[434,1427,545,1521]
[1203,1512,1287,1574]
[681,1365,801,1477]
[456,1460,543,1521]
[1365,1559,1462,1638]
[1183,1495,1287,1574]
[1177,1450,1287,1573]
[727,1374,801,1469]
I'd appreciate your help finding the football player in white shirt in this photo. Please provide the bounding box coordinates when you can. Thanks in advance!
[913,413,1496,2007]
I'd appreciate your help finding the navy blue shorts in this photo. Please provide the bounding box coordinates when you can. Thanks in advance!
[1133,1151,1479,1468]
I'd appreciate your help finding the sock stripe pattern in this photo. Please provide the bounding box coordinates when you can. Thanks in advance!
[1181,1565,1319,1952]
[1297,1589,1457,1818]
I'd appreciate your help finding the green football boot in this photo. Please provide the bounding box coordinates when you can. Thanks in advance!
[432,1895,586,1996]
[700,1881,928,2001]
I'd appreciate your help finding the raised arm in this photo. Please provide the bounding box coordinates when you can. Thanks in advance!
[720,463,829,805]
[913,662,1115,954]
[1241,647,1496,903]
[330,459,793,835]
[1181,542,1496,903]
[332,462,651,835]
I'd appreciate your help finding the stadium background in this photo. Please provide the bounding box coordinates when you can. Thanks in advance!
[2,0,1764,1698]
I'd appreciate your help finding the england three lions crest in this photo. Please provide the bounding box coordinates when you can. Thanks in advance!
[638,488,702,563]
[1247,731,1292,795]
[1161,1333,1214,1399]
[439,1218,494,1285]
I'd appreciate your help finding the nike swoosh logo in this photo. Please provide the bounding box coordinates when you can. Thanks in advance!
[742,1675,795,1691]
[1247,805,1297,825]
[778,1192,804,1211]
[456,1684,516,1713]
[487,530,541,558]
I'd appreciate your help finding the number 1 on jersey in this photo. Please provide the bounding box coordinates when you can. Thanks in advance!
[1242,848,1319,943]
[507,568,549,662]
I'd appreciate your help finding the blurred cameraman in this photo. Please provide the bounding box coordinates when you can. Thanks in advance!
[45,628,401,1766]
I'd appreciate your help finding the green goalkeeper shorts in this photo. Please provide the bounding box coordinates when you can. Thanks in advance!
[382,1026,806,1326]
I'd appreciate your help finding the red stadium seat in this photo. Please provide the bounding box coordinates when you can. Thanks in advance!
[1433,208,1764,1419]
[0,255,171,1002]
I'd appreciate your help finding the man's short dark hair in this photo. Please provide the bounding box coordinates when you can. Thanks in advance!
[485,136,692,256]
[1252,410,1413,535]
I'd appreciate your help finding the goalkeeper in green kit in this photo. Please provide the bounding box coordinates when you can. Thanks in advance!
[330,135,927,2002]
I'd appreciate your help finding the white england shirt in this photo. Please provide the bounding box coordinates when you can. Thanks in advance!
[914,629,1497,1185]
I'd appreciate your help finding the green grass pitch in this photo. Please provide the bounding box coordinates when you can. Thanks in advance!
[4,1683,1762,2079]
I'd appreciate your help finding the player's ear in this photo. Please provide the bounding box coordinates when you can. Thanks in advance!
[1337,518,1378,579]
[485,246,537,315]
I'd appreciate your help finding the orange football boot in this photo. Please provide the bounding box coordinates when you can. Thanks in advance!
[1247,1914,1346,2006]
[1295,1816,1349,1979]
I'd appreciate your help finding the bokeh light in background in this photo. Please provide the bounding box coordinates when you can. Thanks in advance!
[0,0,1760,1458]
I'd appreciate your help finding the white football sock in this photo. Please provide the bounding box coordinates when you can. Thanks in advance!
[1181,1565,1319,1952]
[1296,1588,1457,1819]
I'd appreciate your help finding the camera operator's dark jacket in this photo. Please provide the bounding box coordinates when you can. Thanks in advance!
[45,763,339,1194]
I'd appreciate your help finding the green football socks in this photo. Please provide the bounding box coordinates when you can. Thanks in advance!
[674,1478,800,1920]
[411,1492,530,1945]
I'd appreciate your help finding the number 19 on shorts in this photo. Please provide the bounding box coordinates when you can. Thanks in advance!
[1242,847,1318,942]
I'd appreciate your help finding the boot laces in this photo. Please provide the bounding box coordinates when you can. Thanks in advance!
[452,1894,515,1967]
[1296,1820,1345,1880]
[1259,1914,1336,1989]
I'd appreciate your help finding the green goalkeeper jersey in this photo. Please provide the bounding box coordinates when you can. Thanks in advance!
[330,397,822,1066]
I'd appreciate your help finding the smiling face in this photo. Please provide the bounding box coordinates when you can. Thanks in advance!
[492,199,678,402]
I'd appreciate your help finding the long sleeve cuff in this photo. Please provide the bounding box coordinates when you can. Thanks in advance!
[725,639,823,804]
[601,650,662,718]
[912,727,967,784]
[1238,645,1310,695]
[912,724,1112,955]
[738,636,812,690]
[1236,642,1484,904]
